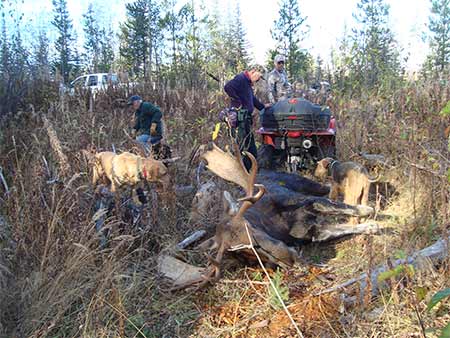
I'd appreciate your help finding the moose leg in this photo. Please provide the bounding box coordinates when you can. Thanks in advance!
[312,222,379,242]
[212,244,226,279]
[196,244,226,288]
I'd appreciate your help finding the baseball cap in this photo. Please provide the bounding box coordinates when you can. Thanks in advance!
[274,54,286,63]
[250,64,266,80]
[127,95,142,105]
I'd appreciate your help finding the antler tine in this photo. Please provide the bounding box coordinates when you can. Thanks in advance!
[237,182,265,217]
[238,184,266,204]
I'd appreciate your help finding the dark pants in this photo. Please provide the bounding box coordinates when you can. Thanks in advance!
[234,115,257,172]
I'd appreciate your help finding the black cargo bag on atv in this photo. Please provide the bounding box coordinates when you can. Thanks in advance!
[261,98,331,131]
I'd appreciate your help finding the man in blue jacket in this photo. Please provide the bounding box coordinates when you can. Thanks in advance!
[224,66,271,170]
[128,95,163,146]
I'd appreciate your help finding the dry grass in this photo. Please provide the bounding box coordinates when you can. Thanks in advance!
[0,81,448,337]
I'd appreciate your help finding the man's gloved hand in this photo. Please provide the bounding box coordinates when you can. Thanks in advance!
[150,123,158,136]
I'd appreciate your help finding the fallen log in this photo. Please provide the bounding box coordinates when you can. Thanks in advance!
[315,235,450,298]
[311,222,379,242]
[176,230,207,249]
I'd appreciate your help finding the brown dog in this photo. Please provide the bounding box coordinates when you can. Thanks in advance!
[315,157,375,224]
[92,151,116,187]
[92,151,170,192]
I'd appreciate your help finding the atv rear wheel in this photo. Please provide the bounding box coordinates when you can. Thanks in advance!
[257,144,275,169]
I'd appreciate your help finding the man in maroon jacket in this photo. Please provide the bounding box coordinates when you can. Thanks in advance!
[224,66,271,170]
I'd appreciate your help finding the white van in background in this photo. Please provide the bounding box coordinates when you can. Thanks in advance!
[69,73,119,94]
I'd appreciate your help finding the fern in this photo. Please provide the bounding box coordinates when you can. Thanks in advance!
[268,268,289,310]
[428,288,450,338]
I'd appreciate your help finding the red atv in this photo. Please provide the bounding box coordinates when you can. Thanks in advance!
[256,98,336,172]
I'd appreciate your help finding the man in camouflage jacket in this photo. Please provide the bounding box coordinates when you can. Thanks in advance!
[268,54,292,104]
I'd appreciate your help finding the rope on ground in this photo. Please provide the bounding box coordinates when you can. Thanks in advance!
[243,222,304,338]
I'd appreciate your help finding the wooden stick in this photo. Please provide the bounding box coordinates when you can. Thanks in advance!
[315,235,450,297]
[0,167,9,194]
[243,222,305,338]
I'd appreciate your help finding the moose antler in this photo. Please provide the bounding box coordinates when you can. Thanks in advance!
[180,142,266,289]
[201,143,263,202]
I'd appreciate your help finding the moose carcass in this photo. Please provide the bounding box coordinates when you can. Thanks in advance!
[178,143,377,288]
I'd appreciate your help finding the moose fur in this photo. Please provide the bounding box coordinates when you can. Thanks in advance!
[186,143,377,288]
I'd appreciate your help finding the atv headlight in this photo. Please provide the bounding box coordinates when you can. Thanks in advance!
[302,139,313,149]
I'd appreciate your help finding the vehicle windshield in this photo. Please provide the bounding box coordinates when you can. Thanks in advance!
[70,76,86,88]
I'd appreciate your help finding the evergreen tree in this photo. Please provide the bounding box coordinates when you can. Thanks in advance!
[117,22,134,75]
[271,0,311,82]
[226,4,250,73]
[146,0,162,80]
[162,0,180,70]
[98,26,115,73]
[428,0,450,72]
[264,49,278,71]
[178,1,204,87]
[0,17,9,79]
[161,0,187,86]
[52,0,76,83]
[11,30,29,94]
[203,0,229,87]
[314,55,324,83]
[0,17,10,113]
[330,24,360,94]
[0,5,30,114]
[83,3,101,72]
[119,0,161,80]
[33,29,51,81]
[352,0,401,90]
[10,30,28,74]
[120,0,150,78]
